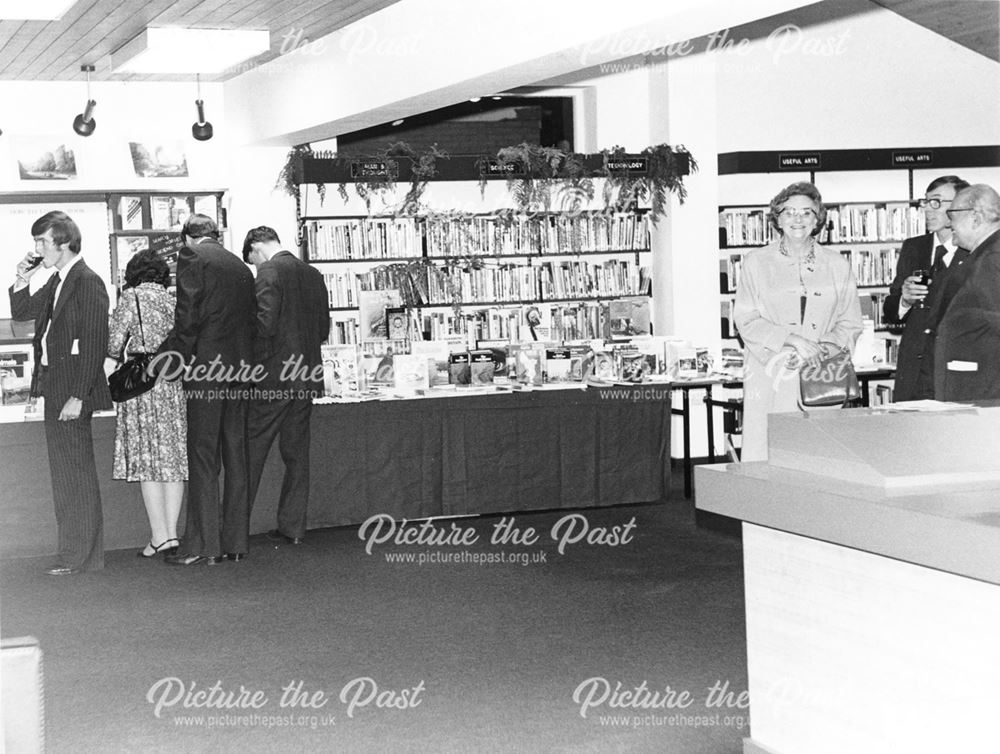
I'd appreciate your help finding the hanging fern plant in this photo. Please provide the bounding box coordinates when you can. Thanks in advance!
[601,143,697,222]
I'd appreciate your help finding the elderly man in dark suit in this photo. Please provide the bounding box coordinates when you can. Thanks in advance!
[242,226,330,545]
[934,184,1000,401]
[9,211,112,575]
[156,214,256,566]
[883,176,970,401]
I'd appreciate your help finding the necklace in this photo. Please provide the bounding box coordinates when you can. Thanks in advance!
[780,236,816,324]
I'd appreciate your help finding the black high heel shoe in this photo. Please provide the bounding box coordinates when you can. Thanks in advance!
[138,538,180,558]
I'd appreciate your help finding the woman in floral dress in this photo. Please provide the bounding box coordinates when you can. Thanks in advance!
[108,249,187,557]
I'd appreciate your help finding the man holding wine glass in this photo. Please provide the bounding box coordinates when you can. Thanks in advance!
[883,175,970,401]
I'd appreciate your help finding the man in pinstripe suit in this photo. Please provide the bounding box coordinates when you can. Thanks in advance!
[9,211,112,575]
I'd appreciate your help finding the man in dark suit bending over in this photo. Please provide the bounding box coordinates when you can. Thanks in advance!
[934,184,1000,401]
[9,211,112,575]
[158,214,256,566]
[243,226,330,545]
[883,175,970,401]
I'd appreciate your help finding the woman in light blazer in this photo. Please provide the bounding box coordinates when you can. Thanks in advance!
[734,182,863,462]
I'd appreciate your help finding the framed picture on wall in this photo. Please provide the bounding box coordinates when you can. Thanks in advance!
[12,138,77,180]
[129,141,189,178]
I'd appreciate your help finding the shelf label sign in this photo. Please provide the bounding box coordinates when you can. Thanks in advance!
[479,159,524,176]
[350,160,389,178]
[778,153,821,169]
[892,150,933,166]
[606,157,648,173]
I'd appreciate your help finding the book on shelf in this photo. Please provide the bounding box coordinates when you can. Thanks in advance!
[328,316,359,345]
[608,297,651,339]
[358,290,403,339]
[118,196,143,230]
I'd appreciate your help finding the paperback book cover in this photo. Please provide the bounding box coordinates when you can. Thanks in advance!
[544,348,573,383]
[410,340,452,386]
[593,350,617,381]
[449,352,471,385]
[393,353,430,393]
[361,341,400,386]
[619,350,652,383]
[322,344,363,396]
[609,297,651,339]
[469,350,495,385]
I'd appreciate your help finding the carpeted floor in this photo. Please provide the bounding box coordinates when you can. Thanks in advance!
[0,490,747,753]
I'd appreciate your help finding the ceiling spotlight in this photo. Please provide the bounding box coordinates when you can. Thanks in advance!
[468,97,481,103]
[191,74,213,141]
[491,96,502,100]
[391,119,405,127]
[72,65,96,137]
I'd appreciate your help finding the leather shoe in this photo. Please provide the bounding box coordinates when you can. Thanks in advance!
[165,554,224,566]
[226,553,247,562]
[266,529,303,545]
[45,565,80,576]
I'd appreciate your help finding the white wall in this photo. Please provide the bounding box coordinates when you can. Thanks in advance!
[0,81,229,192]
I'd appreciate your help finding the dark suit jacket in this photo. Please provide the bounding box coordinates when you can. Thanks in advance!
[883,234,968,400]
[9,258,112,412]
[934,228,1000,401]
[254,250,330,393]
[156,238,256,389]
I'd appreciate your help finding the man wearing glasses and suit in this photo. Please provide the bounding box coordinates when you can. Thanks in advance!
[934,184,1000,401]
[9,211,112,575]
[882,175,970,401]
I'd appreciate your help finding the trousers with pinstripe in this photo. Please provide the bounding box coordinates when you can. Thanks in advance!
[42,395,104,571]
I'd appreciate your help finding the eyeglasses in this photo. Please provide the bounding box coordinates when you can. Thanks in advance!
[779,207,817,221]
[945,207,975,220]
[918,198,953,210]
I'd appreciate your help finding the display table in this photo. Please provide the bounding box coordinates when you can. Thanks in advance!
[695,406,1000,754]
[0,383,671,559]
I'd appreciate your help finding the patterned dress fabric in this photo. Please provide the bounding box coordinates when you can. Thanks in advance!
[107,283,188,482]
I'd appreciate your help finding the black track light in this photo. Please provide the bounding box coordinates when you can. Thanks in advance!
[191,74,213,141]
[72,65,97,137]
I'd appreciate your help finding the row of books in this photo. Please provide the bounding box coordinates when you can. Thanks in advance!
[719,257,743,294]
[839,247,900,287]
[324,262,650,309]
[826,204,925,243]
[421,299,652,343]
[719,203,927,247]
[425,265,545,304]
[539,260,649,300]
[422,212,649,257]
[864,292,904,331]
[720,209,774,247]
[320,335,716,397]
[306,218,422,261]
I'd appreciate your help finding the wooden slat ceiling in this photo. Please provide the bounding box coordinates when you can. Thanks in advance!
[0,0,400,81]
[871,0,999,62]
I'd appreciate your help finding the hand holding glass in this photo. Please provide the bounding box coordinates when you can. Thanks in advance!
[910,269,931,309]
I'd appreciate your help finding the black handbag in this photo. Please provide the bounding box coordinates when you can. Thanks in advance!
[798,348,861,408]
[108,292,157,403]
